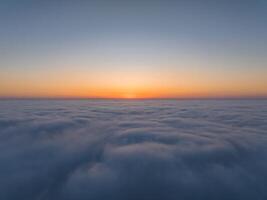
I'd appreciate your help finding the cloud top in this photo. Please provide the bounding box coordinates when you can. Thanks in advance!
[0,100,267,200]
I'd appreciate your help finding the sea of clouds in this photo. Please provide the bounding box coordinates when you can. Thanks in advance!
[0,99,267,200]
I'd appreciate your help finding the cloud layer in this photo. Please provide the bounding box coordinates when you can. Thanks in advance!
[0,100,267,200]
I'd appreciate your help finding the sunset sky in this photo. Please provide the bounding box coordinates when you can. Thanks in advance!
[1,0,267,99]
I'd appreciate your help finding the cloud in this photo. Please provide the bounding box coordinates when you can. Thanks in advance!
[0,100,267,200]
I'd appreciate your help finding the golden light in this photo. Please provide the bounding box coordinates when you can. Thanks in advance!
[122,93,136,99]
[1,62,267,99]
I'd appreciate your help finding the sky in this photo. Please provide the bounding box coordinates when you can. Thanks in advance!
[0,0,267,98]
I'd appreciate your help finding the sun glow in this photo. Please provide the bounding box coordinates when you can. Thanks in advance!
[1,63,267,99]
[123,93,137,99]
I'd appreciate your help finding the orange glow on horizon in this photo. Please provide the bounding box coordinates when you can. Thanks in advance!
[1,64,267,99]
[1,83,267,99]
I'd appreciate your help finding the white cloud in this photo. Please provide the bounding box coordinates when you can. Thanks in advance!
[0,100,267,200]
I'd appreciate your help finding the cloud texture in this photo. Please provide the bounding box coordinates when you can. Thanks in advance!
[0,100,267,200]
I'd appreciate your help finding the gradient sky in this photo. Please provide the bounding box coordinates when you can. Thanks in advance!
[0,0,267,98]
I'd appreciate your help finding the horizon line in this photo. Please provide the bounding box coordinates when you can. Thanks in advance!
[1,96,267,101]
